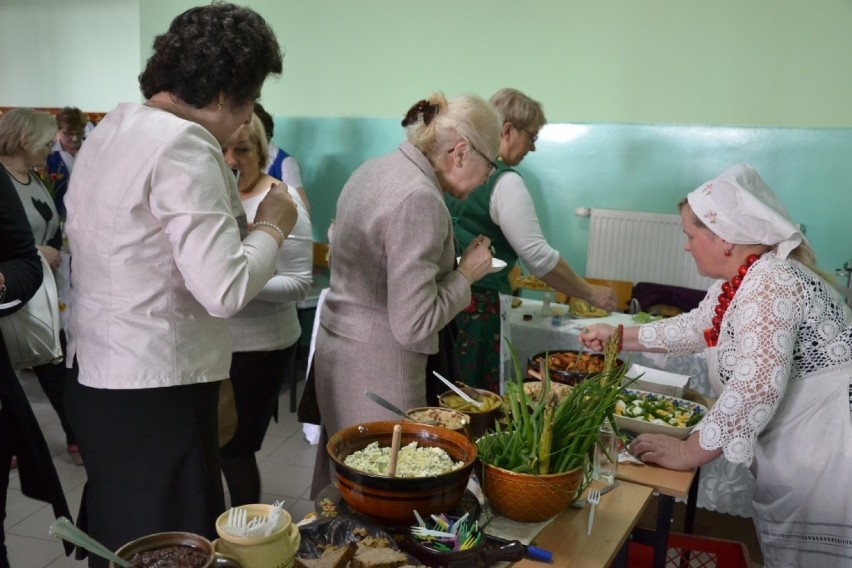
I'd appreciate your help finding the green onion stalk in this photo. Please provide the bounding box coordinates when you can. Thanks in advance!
[476,326,629,477]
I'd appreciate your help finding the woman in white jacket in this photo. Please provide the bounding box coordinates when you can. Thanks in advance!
[63,4,297,563]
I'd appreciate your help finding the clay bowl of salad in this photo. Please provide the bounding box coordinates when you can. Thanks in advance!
[326,421,477,523]
[613,388,707,440]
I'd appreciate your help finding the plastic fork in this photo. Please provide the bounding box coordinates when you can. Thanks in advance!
[223,507,248,537]
[411,527,457,539]
[586,489,601,536]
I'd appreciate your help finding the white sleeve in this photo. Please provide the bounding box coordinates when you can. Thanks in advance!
[280,156,304,188]
[253,188,313,303]
[148,133,277,318]
[490,171,559,276]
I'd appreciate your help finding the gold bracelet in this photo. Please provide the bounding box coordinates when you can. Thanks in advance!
[253,221,285,245]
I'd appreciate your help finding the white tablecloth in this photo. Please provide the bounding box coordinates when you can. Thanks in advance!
[500,295,755,518]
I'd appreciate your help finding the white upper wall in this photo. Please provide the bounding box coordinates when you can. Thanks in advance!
[0,0,141,110]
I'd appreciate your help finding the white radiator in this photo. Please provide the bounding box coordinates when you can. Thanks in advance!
[583,208,715,290]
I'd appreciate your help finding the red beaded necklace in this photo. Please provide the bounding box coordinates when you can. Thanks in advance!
[703,253,761,347]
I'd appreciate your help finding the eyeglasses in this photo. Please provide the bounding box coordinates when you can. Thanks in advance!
[60,130,84,140]
[514,124,538,145]
[469,143,499,176]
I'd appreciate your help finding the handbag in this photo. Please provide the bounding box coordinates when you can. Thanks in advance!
[0,252,63,370]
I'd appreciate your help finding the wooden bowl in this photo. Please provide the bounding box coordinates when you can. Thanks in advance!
[527,351,624,386]
[480,462,584,523]
[438,388,503,439]
[326,421,477,523]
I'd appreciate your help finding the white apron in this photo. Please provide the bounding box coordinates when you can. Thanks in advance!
[707,348,852,567]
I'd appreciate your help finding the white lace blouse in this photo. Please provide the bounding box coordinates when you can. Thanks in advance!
[637,252,852,465]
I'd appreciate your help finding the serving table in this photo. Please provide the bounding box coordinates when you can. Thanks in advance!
[509,481,653,568]
[617,463,696,568]
[500,296,755,520]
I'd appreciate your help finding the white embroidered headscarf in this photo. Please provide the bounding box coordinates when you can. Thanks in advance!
[686,163,804,260]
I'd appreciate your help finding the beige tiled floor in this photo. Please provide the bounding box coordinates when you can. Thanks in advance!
[5,372,318,567]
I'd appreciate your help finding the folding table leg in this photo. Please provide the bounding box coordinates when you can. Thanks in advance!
[684,467,700,534]
[653,495,674,567]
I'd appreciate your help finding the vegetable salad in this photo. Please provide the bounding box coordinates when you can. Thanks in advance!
[615,389,705,428]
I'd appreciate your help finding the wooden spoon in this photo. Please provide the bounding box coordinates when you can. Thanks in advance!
[387,424,402,477]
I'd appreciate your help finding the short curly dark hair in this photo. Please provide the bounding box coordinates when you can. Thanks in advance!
[139,2,283,108]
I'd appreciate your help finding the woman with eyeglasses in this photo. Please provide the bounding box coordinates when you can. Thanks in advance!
[309,92,501,497]
[46,106,88,220]
[445,88,617,393]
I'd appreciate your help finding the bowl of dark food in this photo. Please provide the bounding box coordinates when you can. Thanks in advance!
[438,387,503,439]
[112,532,239,568]
[527,350,624,386]
[326,421,477,523]
[404,406,470,437]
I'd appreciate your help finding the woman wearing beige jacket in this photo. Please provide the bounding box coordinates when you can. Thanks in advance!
[310,92,501,496]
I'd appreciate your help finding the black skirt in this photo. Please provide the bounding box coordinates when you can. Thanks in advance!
[65,369,224,567]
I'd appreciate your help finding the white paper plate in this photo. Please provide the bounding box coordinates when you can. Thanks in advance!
[614,388,707,440]
[456,257,508,273]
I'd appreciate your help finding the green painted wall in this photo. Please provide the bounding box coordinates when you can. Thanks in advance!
[2,0,849,280]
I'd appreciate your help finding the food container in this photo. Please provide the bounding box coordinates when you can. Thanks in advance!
[111,532,240,568]
[438,388,503,439]
[326,421,477,523]
[614,388,707,440]
[527,351,624,386]
[404,406,470,437]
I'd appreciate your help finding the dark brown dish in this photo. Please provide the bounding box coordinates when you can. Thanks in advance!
[527,351,624,386]
[129,545,208,568]
[326,421,477,523]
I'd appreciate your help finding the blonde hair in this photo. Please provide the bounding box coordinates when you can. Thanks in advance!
[0,108,57,156]
[403,92,502,161]
[489,88,547,131]
[245,114,270,170]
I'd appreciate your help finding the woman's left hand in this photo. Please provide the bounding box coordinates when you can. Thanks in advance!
[629,433,691,470]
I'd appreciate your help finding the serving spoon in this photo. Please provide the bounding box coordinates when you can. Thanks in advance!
[432,371,484,410]
[363,390,437,425]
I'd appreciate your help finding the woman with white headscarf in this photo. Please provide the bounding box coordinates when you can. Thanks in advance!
[582,164,852,567]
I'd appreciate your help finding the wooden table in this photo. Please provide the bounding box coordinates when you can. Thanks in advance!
[617,462,697,568]
[511,481,653,567]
